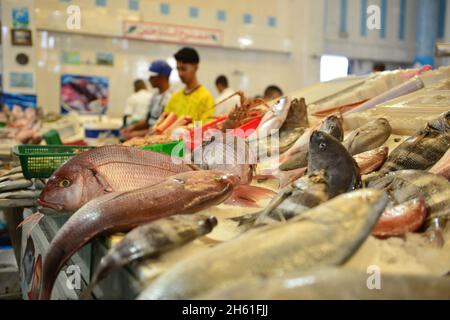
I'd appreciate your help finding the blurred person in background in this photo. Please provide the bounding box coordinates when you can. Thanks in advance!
[121,60,173,140]
[263,85,283,102]
[214,75,240,117]
[373,63,386,72]
[164,47,215,123]
[123,79,151,127]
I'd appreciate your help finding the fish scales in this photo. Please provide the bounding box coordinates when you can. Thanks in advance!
[138,189,388,300]
[378,112,450,175]
[39,171,238,300]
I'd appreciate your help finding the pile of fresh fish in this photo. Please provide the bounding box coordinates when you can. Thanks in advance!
[368,170,450,245]
[199,267,450,300]
[0,167,43,208]
[81,214,218,299]
[137,189,388,299]
[0,106,42,144]
[39,170,239,299]
[32,92,449,300]
[192,133,275,207]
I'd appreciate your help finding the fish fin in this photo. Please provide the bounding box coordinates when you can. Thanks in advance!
[233,185,276,201]
[224,195,260,208]
[278,167,307,188]
[17,212,44,238]
[229,212,260,227]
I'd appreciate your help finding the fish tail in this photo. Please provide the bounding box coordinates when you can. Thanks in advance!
[229,212,260,227]
[425,217,447,248]
[80,254,121,299]
[425,228,445,248]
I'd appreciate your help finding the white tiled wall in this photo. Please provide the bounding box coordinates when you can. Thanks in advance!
[29,0,449,117]
[34,0,321,117]
[323,0,417,62]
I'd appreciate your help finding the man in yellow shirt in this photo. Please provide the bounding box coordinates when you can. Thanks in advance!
[164,47,215,123]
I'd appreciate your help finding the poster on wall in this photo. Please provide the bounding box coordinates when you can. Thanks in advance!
[11,29,33,46]
[60,74,109,115]
[96,53,114,66]
[123,21,224,47]
[2,93,37,110]
[61,51,81,65]
[12,7,30,28]
[10,72,34,89]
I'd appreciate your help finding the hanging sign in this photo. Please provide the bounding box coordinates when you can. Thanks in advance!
[123,21,223,47]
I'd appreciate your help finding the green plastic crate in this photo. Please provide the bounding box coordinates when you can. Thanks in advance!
[12,145,96,179]
[139,141,184,158]
[43,129,63,145]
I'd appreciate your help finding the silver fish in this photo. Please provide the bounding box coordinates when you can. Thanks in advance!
[343,118,392,156]
[0,199,36,207]
[0,179,33,192]
[0,173,25,182]
[199,267,450,300]
[231,171,329,228]
[137,189,388,300]
[0,190,41,199]
[81,214,218,299]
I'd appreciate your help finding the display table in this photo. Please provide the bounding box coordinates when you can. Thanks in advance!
[20,210,142,300]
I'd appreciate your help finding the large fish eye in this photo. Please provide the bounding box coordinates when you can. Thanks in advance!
[59,178,72,188]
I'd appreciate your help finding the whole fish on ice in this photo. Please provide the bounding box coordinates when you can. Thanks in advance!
[38,145,198,214]
[81,214,218,299]
[138,189,387,299]
[429,149,450,180]
[368,170,450,245]
[378,111,450,175]
[200,267,450,300]
[342,118,392,156]
[279,115,344,171]
[38,170,239,300]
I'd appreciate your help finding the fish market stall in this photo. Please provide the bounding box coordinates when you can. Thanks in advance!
[5,68,450,300]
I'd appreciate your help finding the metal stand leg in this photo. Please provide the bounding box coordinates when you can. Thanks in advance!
[3,208,24,267]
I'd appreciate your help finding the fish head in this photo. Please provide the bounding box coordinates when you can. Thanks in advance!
[197,215,219,233]
[309,131,360,196]
[320,115,344,141]
[38,163,107,214]
[426,112,450,132]
[374,118,392,133]
[309,130,343,164]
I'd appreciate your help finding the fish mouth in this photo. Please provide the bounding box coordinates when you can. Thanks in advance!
[219,173,240,186]
[36,199,65,212]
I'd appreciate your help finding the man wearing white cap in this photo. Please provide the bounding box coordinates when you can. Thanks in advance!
[122,60,173,140]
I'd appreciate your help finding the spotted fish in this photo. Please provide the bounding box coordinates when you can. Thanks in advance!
[378,112,450,175]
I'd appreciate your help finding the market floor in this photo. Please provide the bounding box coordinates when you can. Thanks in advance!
[0,248,21,300]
